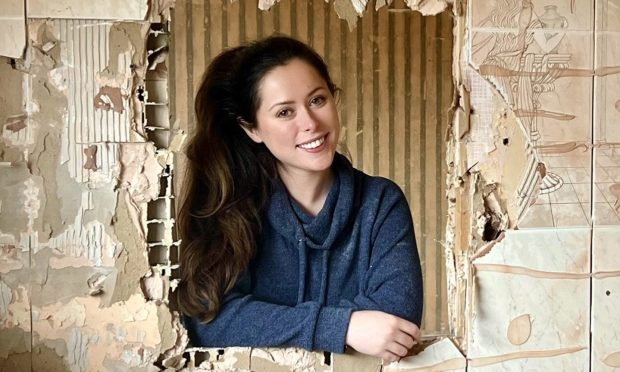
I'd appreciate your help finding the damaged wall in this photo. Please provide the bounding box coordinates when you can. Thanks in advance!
[445,0,620,370]
[3,0,620,371]
[0,1,185,371]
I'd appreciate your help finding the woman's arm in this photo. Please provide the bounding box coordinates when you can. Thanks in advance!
[184,272,353,353]
[342,182,424,362]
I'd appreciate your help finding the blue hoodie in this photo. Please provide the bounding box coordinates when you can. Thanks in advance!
[184,154,423,353]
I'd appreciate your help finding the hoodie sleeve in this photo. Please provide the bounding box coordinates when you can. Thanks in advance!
[338,181,424,326]
[183,272,353,353]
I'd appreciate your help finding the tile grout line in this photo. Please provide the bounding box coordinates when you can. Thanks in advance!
[589,1,597,370]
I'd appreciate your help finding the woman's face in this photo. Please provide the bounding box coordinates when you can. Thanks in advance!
[244,58,340,178]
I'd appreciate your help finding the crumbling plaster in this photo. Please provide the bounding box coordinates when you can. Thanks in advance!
[2,0,620,370]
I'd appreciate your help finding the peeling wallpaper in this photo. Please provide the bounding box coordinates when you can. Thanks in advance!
[2,0,620,371]
[0,1,183,370]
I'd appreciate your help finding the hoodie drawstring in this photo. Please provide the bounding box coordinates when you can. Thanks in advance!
[296,237,307,303]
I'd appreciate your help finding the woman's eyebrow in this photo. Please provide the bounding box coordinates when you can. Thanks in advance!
[268,87,326,111]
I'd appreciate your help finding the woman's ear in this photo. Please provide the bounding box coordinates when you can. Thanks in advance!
[238,118,263,144]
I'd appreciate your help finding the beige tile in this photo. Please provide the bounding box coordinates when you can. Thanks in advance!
[592,277,620,371]
[470,230,591,367]
[596,183,618,203]
[596,154,617,167]
[567,167,592,183]
[534,193,551,205]
[548,167,571,179]
[543,151,591,169]
[593,84,620,144]
[596,0,620,32]
[468,349,590,371]
[594,35,620,145]
[536,76,593,143]
[593,202,620,226]
[596,30,620,68]
[549,183,580,203]
[468,271,590,359]
[552,203,590,227]
[475,229,591,272]
[468,1,491,30]
[593,228,620,272]
[592,184,609,203]
[594,182,613,203]
[604,167,620,182]
[519,203,555,228]
[468,31,499,71]
[532,1,594,32]
[471,1,594,32]
[595,167,615,182]
[570,182,598,203]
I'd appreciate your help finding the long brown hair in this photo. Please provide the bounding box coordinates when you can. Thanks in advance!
[176,36,338,322]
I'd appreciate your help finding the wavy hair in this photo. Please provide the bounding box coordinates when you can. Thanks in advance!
[176,36,338,322]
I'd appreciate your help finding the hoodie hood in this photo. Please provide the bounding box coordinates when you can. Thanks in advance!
[265,153,356,250]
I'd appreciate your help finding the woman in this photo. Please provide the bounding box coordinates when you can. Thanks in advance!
[178,35,423,363]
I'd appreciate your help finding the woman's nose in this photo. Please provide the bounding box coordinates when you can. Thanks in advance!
[300,108,318,132]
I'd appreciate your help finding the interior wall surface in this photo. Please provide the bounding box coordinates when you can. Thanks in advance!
[0,2,184,371]
[3,0,620,371]
[171,0,453,335]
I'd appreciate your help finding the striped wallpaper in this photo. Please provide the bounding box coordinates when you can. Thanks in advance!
[171,0,453,333]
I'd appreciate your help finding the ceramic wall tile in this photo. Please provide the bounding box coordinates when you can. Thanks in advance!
[470,0,594,32]
[594,31,620,145]
[468,349,590,371]
[519,147,592,228]
[596,0,620,32]
[592,228,620,273]
[470,29,594,146]
[473,229,591,274]
[594,150,620,226]
[593,29,620,228]
[469,230,590,361]
[592,277,620,371]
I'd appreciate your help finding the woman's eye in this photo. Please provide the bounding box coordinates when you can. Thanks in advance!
[276,108,293,118]
[310,96,326,106]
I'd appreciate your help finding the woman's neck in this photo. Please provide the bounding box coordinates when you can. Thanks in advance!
[277,166,334,217]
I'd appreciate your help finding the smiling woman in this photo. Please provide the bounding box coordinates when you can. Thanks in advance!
[171,2,453,337]
[176,36,424,363]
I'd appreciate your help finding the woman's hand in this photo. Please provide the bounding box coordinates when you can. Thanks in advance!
[345,310,421,364]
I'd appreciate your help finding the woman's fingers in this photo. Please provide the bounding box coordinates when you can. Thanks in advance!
[346,310,422,362]
[381,351,401,364]
[386,340,409,358]
[393,330,416,350]
[397,317,422,341]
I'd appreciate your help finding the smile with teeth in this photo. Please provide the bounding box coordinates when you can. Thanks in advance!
[297,135,326,150]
